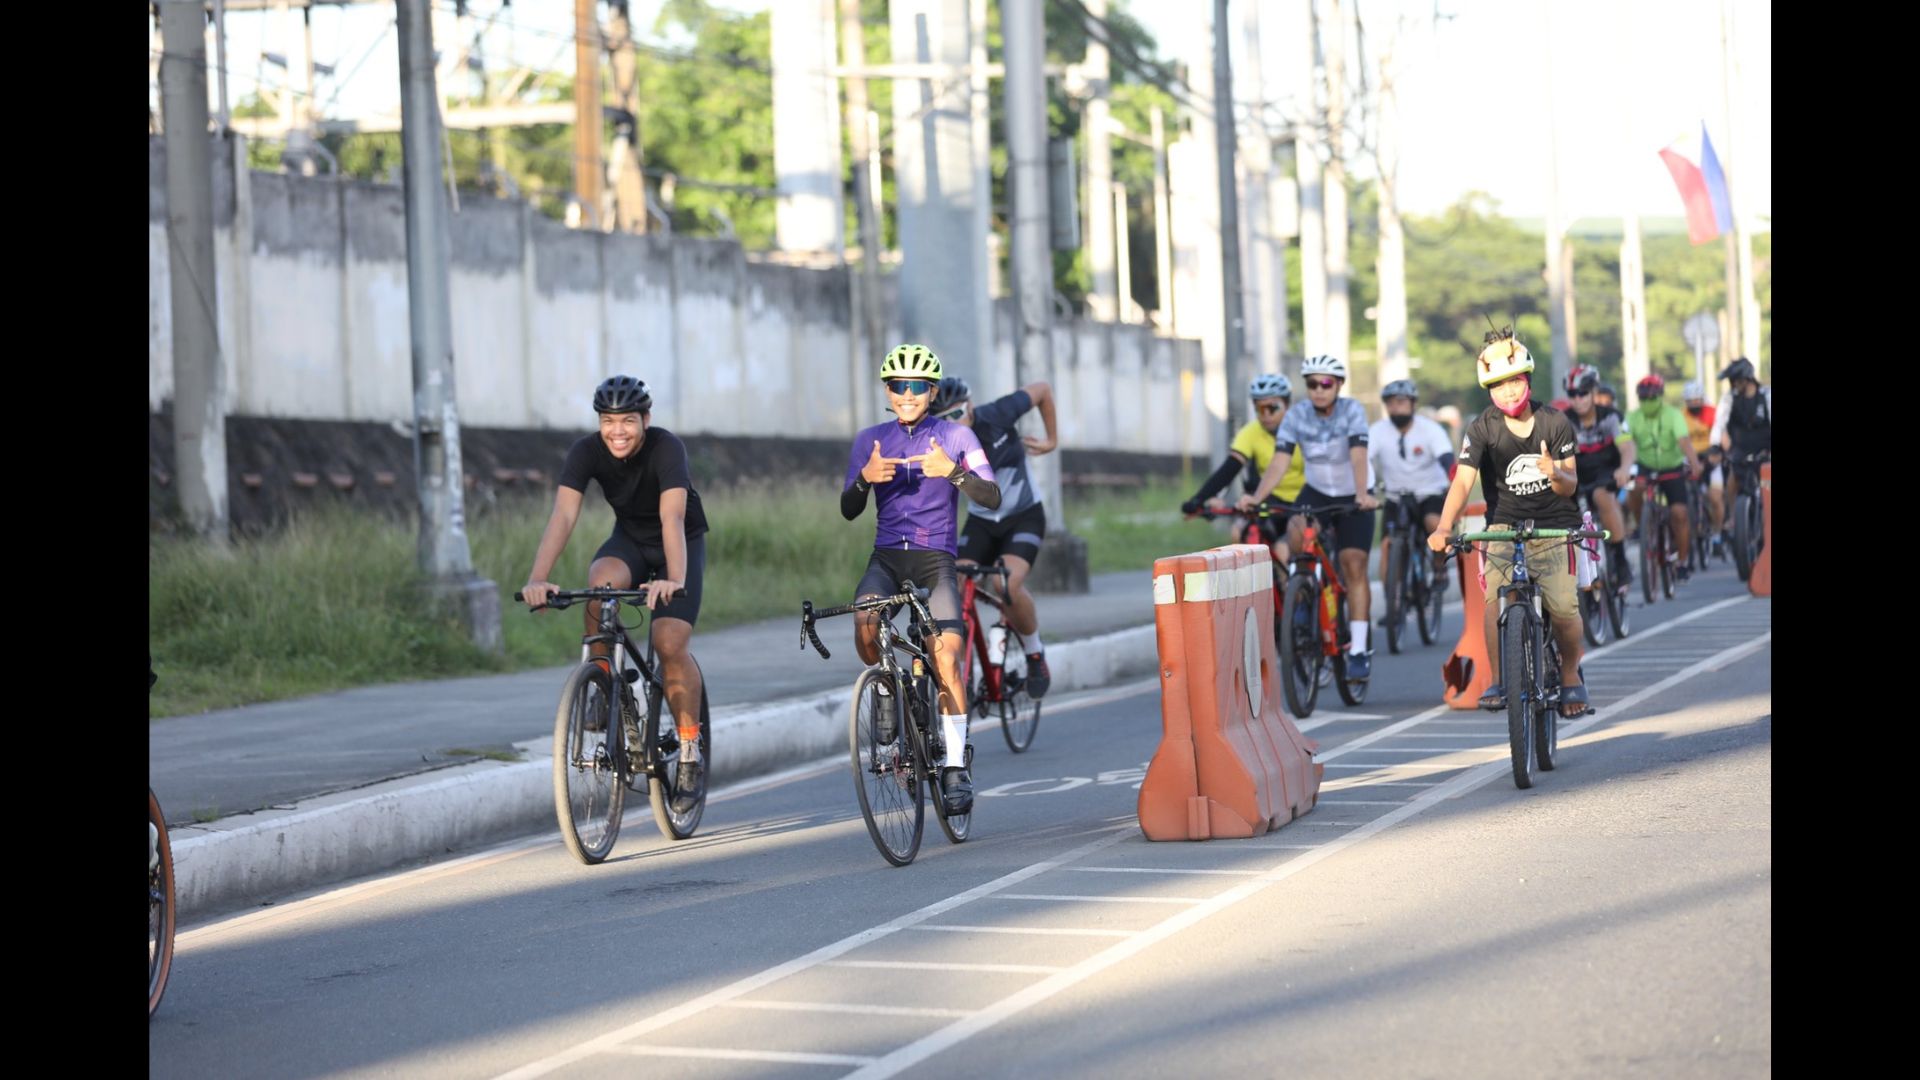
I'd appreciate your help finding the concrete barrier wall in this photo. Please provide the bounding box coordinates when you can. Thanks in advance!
[149,137,1222,456]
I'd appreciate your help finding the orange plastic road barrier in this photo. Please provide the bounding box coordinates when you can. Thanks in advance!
[1748,463,1771,597]
[1139,544,1323,841]
[1442,502,1493,709]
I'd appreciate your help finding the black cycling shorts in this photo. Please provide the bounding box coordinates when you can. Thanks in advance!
[1290,485,1376,554]
[592,532,705,627]
[856,548,965,636]
[958,503,1047,567]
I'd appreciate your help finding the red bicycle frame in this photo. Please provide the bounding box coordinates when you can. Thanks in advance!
[956,565,1010,705]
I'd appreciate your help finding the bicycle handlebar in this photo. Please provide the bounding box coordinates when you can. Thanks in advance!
[511,587,650,614]
[800,582,939,661]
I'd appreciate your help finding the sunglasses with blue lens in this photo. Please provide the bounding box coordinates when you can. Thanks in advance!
[886,378,934,395]
[938,404,968,421]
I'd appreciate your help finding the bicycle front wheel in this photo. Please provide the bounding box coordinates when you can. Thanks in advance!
[1417,548,1446,646]
[1639,506,1659,605]
[149,788,176,1020]
[1502,612,1538,790]
[849,669,923,866]
[1732,493,1757,582]
[648,657,710,842]
[553,661,625,865]
[1279,575,1322,717]
[997,628,1042,754]
[1384,539,1407,655]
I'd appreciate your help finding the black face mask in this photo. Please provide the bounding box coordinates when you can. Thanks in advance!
[1390,413,1415,430]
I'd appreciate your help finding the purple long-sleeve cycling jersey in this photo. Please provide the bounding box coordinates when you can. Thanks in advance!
[844,417,995,554]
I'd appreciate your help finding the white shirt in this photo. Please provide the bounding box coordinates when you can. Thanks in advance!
[1368,415,1454,497]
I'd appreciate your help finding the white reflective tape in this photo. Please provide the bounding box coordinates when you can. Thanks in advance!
[1153,574,1176,605]
[1184,570,1215,602]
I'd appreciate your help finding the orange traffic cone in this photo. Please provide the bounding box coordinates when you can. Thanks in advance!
[1443,544,1494,709]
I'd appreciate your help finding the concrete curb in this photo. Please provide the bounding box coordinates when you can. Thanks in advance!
[173,624,1159,918]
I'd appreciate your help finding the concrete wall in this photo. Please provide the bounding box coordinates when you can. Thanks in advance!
[149,137,1221,457]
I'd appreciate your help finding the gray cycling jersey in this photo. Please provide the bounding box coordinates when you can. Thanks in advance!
[1273,396,1370,496]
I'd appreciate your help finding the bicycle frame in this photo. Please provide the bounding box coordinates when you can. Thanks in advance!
[957,565,1012,705]
[1290,513,1349,659]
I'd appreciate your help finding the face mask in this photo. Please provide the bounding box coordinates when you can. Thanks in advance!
[1390,413,1415,430]
[1687,404,1705,416]
[1497,397,1531,418]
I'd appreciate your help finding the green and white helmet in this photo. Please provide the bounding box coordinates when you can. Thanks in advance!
[879,343,943,381]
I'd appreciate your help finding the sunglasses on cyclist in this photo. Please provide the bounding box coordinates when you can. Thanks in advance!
[886,378,934,396]
[1305,377,1339,391]
[1257,403,1284,415]
[937,404,969,421]
[1569,389,1593,398]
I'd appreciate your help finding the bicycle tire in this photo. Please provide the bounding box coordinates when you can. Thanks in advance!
[647,657,711,842]
[926,678,972,844]
[1417,545,1445,646]
[1279,574,1322,718]
[1537,638,1561,772]
[1503,610,1537,790]
[1639,501,1659,605]
[1733,493,1757,582]
[554,661,625,865]
[997,627,1042,754]
[1384,538,1406,655]
[849,668,923,866]
[149,788,176,1020]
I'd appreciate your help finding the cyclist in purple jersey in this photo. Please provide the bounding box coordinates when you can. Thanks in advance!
[840,344,1001,814]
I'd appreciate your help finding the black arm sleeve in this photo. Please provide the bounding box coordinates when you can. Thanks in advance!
[840,481,870,520]
[1192,457,1243,503]
[954,471,1001,510]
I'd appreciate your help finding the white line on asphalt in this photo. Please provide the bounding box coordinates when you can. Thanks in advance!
[1068,866,1264,876]
[489,825,1135,1079]
[1315,800,1411,806]
[723,1001,976,1019]
[607,1045,876,1066]
[826,961,1066,974]
[842,625,1774,1079]
[915,925,1135,938]
[990,893,1212,904]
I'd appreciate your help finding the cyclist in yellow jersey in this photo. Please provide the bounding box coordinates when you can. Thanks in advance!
[1183,374,1306,565]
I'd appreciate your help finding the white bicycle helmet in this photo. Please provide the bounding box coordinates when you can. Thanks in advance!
[1683,380,1706,401]
[1475,330,1534,387]
[1301,355,1348,381]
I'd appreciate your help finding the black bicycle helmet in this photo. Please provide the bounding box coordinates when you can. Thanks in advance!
[593,375,652,414]
[931,376,972,415]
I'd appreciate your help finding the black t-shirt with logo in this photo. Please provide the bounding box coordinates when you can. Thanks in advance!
[1458,402,1580,529]
[559,427,710,549]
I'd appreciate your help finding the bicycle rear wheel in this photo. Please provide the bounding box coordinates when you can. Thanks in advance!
[1502,612,1538,790]
[997,628,1042,753]
[554,661,625,865]
[1581,579,1611,647]
[1279,575,1322,717]
[1334,594,1368,706]
[149,788,176,1020]
[648,657,710,841]
[849,669,923,866]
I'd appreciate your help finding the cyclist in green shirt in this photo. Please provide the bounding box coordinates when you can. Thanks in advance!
[1623,373,1704,583]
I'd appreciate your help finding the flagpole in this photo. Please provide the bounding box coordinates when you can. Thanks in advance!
[1717,0,1741,373]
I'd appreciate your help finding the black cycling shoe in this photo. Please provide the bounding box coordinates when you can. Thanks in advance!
[940,767,974,815]
[1023,654,1052,698]
[1479,686,1507,711]
[671,742,705,814]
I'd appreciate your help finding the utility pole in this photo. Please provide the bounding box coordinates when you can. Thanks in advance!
[1082,0,1117,321]
[573,0,603,229]
[1151,105,1174,333]
[396,0,500,652]
[1297,0,1327,364]
[1542,2,1572,391]
[1373,11,1409,387]
[1239,0,1285,376]
[1212,0,1247,432]
[840,0,883,428]
[607,1,649,233]
[1323,0,1351,373]
[1005,0,1087,592]
[159,0,229,542]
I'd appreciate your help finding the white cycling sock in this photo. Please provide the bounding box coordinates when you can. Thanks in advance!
[1025,632,1045,655]
[1350,620,1369,653]
[941,714,969,768]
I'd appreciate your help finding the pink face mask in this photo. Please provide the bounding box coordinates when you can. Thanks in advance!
[1495,376,1531,417]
